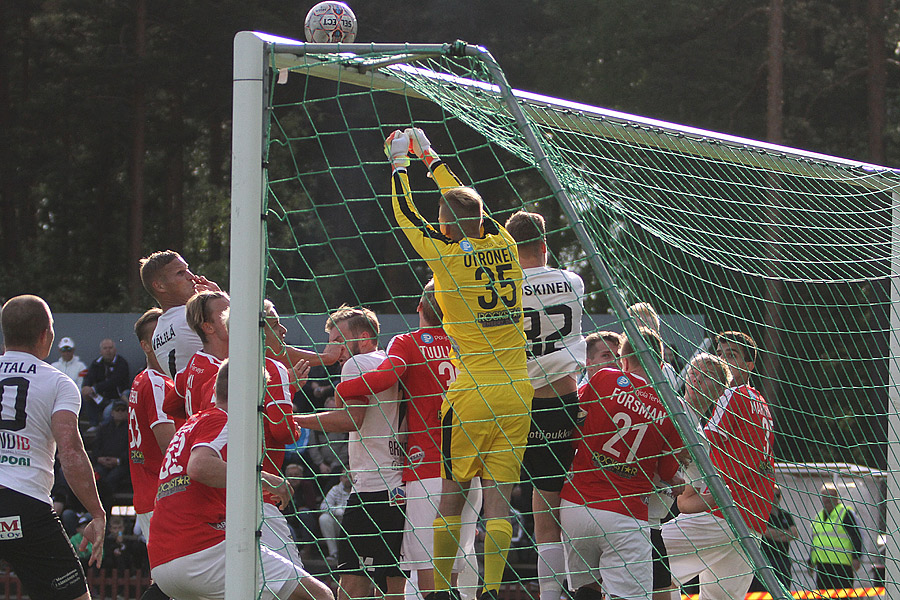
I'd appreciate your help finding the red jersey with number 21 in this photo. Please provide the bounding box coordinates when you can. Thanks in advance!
[128,368,175,515]
[561,368,682,521]
[705,384,775,533]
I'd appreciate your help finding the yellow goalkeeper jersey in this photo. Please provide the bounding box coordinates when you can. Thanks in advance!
[392,162,528,385]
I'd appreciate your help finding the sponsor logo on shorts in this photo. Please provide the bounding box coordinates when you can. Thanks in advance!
[390,487,406,507]
[575,408,588,425]
[51,568,82,590]
[407,445,425,465]
[459,240,474,253]
[0,516,23,540]
[528,428,572,442]
[616,375,631,388]
[131,449,145,464]
[420,332,434,344]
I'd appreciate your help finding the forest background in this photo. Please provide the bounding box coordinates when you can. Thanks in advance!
[1,0,898,310]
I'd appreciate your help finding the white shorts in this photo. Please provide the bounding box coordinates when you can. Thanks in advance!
[661,512,755,600]
[400,477,482,573]
[261,501,307,577]
[559,500,651,600]
[151,540,299,600]
[136,511,152,543]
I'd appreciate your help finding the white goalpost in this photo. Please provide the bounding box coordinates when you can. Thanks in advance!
[230,30,900,600]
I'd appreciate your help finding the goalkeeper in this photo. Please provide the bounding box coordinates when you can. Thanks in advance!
[386,128,533,600]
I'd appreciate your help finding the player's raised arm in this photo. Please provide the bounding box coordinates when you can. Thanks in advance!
[386,129,452,263]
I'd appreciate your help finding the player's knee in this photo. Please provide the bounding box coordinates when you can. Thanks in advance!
[574,584,605,600]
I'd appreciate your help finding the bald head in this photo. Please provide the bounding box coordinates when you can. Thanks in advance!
[1,295,54,357]
[820,483,841,513]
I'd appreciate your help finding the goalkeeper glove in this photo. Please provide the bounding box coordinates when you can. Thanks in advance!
[384,130,410,172]
[405,127,440,169]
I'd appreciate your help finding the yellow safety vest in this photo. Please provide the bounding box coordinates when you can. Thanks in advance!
[811,503,854,566]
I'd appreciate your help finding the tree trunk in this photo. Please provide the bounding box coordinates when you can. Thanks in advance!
[165,94,185,251]
[128,0,147,306]
[866,0,886,164]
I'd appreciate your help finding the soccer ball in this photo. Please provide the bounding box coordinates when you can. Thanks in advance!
[304,1,358,43]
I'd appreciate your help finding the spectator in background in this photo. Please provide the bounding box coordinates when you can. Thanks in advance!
[93,400,131,511]
[319,470,353,564]
[70,515,99,570]
[82,338,130,426]
[52,337,88,389]
[810,483,862,591]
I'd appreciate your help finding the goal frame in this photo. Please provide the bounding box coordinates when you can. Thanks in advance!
[230,30,900,600]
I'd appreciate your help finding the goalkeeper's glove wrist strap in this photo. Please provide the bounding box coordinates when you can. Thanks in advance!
[422,149,440,169]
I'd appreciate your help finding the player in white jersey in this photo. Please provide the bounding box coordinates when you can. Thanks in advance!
[294,305,407,600]
[504,211,586,600]
[139,250,221,378]
[0,295,105,600]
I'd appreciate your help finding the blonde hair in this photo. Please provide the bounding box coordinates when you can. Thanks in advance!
[326,304,380,340]
[440,187,484,238]
[627,302,660,332]
[689,352,731,389]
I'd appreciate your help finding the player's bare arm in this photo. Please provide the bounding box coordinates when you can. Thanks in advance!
[261,472,293,508]
[293,393,368,432]
[52,410,106,566]
[151,421,177,454]
[187,446,228,488]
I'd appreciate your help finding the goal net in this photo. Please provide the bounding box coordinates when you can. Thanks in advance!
[229,31,900,600]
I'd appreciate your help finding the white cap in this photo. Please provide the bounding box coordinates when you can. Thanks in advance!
[58,337,75,350]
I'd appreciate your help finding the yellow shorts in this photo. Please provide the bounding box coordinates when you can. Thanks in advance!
[440,378,533,483]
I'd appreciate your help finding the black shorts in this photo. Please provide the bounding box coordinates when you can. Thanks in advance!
[651,526,672,590]
[0,488,88,600]
[521,392,580,492]
[337,490,407,578]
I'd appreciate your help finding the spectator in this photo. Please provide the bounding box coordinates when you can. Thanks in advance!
[93,400,131,511]
[810,483,863,591]
[82,339,130,426]
[52,337,88,389]
[318,470,353,563]
[103,515,142,571]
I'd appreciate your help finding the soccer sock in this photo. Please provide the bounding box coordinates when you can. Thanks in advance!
[536,542,566,600]
[433,515,462,591]
[482,519,513,594]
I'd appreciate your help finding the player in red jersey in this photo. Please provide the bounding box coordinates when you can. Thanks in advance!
[333,281,481,595]
[149,360,332,600]
[128,308,177,600]
[162,291,230,422]
[560,328,682,600]
[260,299,312,570]
[662,331,775,600]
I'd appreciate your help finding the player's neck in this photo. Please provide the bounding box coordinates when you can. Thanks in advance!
[518,254,545,269]
[204,340,229,361]
[4,344,45,359]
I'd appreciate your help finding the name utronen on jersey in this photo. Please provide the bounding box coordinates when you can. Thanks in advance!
[462,247,513,269]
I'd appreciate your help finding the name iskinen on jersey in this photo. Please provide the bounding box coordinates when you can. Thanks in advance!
[524,280,574,297]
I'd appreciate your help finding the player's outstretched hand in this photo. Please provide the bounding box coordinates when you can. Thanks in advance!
[81,513,107,568]
[384,129,410,171]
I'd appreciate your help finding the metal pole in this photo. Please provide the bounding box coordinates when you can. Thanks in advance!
[226,31,267,600]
